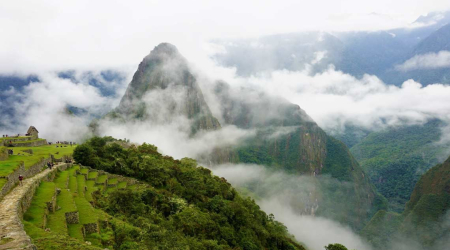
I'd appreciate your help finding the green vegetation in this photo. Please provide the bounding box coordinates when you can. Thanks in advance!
[54,170,69,189]
[24,221,102,250]
[85,180,97,201]
[47,189,76,235]
[23,182,56,228]
[108,178,118,185]
[24,165,141,249]
[71,136,305,249]
[349,119,447,211]
[96,175,107,184]
[0,145,75,189]
[88,171,98,179]
[117,182,127,189]
[324,244,350,250]
[362,155,450,249]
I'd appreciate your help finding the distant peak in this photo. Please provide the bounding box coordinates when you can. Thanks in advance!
[150,43,179,56]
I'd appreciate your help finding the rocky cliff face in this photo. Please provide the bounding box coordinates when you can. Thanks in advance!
[115,43,220,133]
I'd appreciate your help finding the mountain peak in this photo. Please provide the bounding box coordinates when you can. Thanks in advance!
[146,43,180,59]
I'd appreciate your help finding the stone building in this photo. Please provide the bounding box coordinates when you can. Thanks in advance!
[26,126,39,139]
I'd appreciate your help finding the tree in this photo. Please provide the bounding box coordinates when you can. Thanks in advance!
[325,243,348,250]
[73,144,95,166]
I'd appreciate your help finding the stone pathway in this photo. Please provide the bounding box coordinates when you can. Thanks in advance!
[0,165,63,250]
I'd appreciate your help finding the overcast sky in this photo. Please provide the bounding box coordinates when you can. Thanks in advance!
[1,0,450,74]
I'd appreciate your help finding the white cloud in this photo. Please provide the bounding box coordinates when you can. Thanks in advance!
[239,67,450,133]
[396,51,450,71]
[0,1,450,74]
[0,71,130,141]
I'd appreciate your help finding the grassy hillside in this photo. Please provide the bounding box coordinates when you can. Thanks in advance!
[35,136,305,250]
[0,145,75,190]
[24,165,142,249]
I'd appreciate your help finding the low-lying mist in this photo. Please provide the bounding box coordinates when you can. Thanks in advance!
[210,163,373,250]
[210,163,450,250]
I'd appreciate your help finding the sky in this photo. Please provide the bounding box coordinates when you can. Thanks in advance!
[1,0,450,74]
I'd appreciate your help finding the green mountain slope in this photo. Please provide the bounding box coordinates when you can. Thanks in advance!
[362,155,450,249]
[72,136,305,250]
[349,119,448,211]
[212,81,384,229]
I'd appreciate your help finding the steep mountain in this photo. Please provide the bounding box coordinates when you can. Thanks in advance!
[112,43,221,133]
[349,119,449,211]
[413,23,450,54]
[212,11,450,86]
[108,43,384,230]
[362,155,450,249]
[212,81,384,229]
[383,23,450,85]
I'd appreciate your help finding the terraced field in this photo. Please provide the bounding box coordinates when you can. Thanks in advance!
[23,165,140,249]
[0,145,75,190]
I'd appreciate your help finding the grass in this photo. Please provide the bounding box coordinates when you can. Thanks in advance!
[76,175,86,195]
[0,145,76,189]
[23,181,56,228]
[75,175,98,224]
[54,171,69,189]
[46,189,77,235]
[88,171,98,179]
[117,182,127,189]
[85,180,98,202]
[68,165,80,177]
[96,175,107,184]
[0,178,7,190]
[24,221,102,250]
[73,196,98,225]
[68,224,84,241]
[80,168,89,175]
[108,178,118,185]
[69,175,78,194]
[22,165,144,249]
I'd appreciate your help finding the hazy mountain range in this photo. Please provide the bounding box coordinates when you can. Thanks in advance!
[213,11,450,85]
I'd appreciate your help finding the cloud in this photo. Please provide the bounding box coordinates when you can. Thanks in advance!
[1,1,450,74]
[235,66,450,133]
[396,51,450,71]
[211,163,373,250]
[98,120,253,160]
[0,70,130,141]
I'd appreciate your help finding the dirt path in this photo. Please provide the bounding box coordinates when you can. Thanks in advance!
[0,165,64,250]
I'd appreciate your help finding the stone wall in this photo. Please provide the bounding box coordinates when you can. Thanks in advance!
[1,157,72,201]
[65,211,80,224]
[22,149,33,154]
[83,223,99,234]
[0,163,26,200]
[10,139,47,147]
